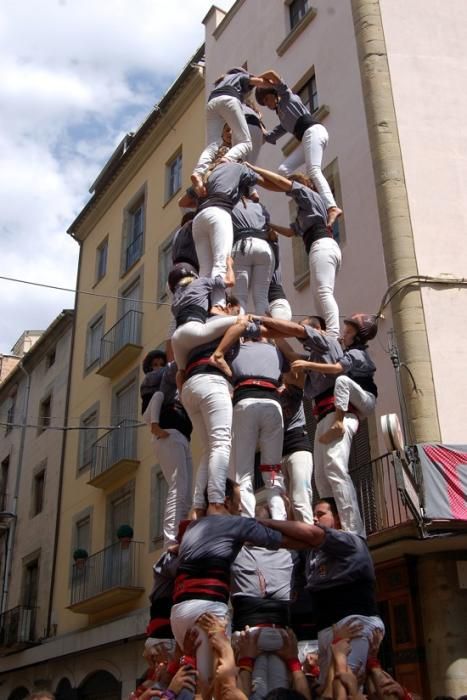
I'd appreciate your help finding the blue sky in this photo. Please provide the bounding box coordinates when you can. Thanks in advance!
[0,0,234,352]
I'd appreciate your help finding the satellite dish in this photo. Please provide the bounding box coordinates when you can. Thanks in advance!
[380,413,405,453]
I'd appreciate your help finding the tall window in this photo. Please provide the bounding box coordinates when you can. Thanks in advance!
[324,159,345,246]
[76,515,91,553]
[157,234,174,303]
[38,395,52,433]
[150,467,168,546]
[5,389,17,435]
[166,151,182,200]
[96,237,108,283]
[124,201,144,272]
[23,557,39,610]
[86,314,104,369]
[32,467,46,516]
[289,0,309,30]
[46,348,56,369]
[78,409,98,471]
[0,456,9,510]
[107,488,134,545]
[298,73,319,114]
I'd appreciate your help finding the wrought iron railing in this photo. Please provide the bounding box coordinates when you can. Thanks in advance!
[351,453,413,535]
[70,541,143,606]
[125,233,143,271]
[99,309,142,368]
[0,605,35,647]
[90,419,139,482]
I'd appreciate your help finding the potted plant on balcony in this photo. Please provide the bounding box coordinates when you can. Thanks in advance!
[73,548,89,570]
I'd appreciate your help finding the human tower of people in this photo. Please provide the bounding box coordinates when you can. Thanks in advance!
[131,68,409,700]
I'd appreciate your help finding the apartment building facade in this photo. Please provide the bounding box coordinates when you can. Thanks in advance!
[201,1,467,696]
[0,311,73,697]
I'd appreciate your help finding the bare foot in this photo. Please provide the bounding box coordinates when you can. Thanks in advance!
[190,173,207,197]
[209,353,232,377]
[326,206,342,228]
[207,503,229,516]
[319,420,345,444]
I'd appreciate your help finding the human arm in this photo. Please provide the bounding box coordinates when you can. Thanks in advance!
[256,69,282,84]
[290,359,344,375]
[259,519,325,548]
[246,163,293,192]
[234,626,260,698]
[275,338,306,363]
[263,124,288,144]
[224,256,235,287]
[270,222,295,237]
[258,316,307,339]
[276,629,311,700]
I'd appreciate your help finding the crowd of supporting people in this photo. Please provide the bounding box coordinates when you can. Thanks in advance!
[130,66,415,700]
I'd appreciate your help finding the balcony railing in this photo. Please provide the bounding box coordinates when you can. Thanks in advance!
[97,309,143,378]
[0,606,36,650]
[88,419,140,489]
[351,453,413,536]
[69,541,144,614]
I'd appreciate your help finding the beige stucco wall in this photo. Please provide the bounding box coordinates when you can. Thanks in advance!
[380,0,467,443]
[52,77,206,636]
[204,0,400,453]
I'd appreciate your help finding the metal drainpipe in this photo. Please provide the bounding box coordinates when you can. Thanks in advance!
[1,361,31,613]
[351,0,441,443]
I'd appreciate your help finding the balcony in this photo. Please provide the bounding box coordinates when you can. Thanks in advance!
[69,541,144,614]
[97,309,143,378]
[88,419,139,489]
[0,606,36,652]
[351,453,413,536]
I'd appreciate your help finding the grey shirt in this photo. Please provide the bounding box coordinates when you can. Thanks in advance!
[159,361,178,407]
[232,199,270,239]
[279,384,306,432]
[340,346,376,380]
[171,275,226,320]
[149,551,179,604]
[209,68,253,103]
[230,340,283,383]
[301,326,343,400]
[306,527,375,592]
[287,181,327,236]
[264,81,312,143]
[178,515,282,566]
[199,162,258,212]
[231,545,296,600]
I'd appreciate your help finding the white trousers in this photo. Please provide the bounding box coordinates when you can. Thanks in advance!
[193,206,233,307]
[171,315,238,370]
[309,237,342,339]
[282,450,314,524]
[278,124,336,210]
[151,429,193,548]
[269,297,292,321]
[232,398,286,519]
[182,374,232,507]
[206,95,252,162]
[248,123,264,165]
[318,614,385,685]
[232,237,274,315]
[232,627,288,699]
[334,375,376,416]
[313,411,365,536]
[251,654,288,699]
[170,599,230,683]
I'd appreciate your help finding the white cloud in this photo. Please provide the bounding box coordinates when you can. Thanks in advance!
[0,0,234,352]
